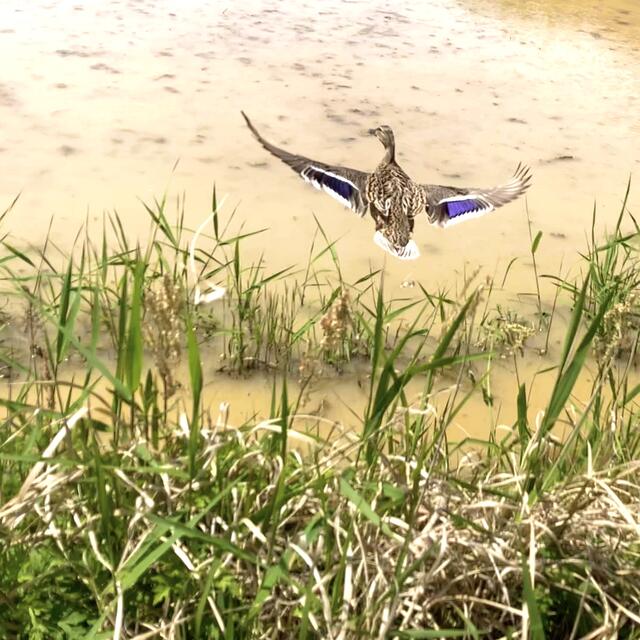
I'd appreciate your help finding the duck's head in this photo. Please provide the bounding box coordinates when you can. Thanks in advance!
[368,125,395,149]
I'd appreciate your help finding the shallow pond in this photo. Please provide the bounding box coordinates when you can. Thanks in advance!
[0,0,638,436]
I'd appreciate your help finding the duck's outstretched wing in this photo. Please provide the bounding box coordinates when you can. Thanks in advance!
[242,111,370,216]
[421,163,532,227]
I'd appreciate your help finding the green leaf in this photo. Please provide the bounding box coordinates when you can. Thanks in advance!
[250,562,287,617]
[2,241,35,266]
[339,477,395,539]
[531,230,543,255]
[522,560,545,640]
[516,383,529,447]
[194,561,220,638]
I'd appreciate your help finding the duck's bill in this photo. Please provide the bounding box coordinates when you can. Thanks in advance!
[373,231,420,260]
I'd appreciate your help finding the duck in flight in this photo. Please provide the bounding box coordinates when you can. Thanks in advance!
[241,111,531,260]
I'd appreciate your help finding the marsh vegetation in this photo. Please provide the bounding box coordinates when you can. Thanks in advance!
[1,185,640,638]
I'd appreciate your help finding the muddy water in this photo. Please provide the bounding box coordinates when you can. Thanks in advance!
[0,0,639,435]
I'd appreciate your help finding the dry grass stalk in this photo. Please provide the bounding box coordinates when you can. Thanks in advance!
[320,290,352,354]
[594,292,640,363]
[143,274,184,396]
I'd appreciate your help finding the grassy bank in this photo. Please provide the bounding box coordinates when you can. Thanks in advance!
[1,188,639,639]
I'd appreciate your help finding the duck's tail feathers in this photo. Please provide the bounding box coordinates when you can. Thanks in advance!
[373,231,420,260]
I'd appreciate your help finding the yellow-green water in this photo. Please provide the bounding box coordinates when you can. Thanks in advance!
[0,0,638,435]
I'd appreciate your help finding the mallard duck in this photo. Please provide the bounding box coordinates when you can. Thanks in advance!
[241,111,531,260]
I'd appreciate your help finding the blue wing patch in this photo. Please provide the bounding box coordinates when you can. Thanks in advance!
[445,198,486,219]
[303,166,355,201]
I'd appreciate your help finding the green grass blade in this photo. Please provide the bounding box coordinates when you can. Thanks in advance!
[125,259,144,394]
[522,560,545,640]
[186,311,202,480]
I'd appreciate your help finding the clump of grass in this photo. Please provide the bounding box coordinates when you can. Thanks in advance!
[553,180,640,366]
[319,289,353,362]
[593,291,640,363]
[1,184,640,638]
[479,307,535,357]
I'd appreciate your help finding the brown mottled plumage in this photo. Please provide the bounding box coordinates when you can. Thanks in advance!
[241,112,532,260]
[364,126,426,258]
